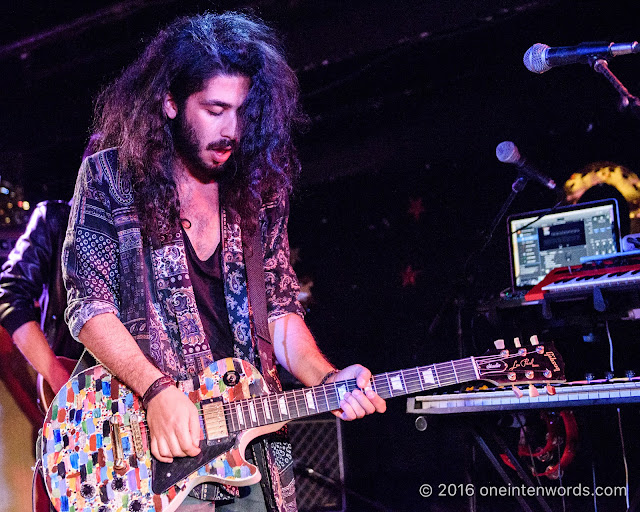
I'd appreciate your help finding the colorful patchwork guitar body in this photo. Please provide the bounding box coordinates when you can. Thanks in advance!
[41,345,564,511]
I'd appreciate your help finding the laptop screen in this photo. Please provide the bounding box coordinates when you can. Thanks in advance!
[508,199,621,289]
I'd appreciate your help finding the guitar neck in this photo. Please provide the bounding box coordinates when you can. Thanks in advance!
[223,357,478,432]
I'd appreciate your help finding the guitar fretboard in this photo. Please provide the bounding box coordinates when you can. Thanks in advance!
[222,357,479,433]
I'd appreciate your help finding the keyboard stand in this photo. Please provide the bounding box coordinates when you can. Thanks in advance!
[466,418,553,512]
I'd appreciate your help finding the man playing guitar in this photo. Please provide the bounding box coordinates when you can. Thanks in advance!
[62,12,386,512]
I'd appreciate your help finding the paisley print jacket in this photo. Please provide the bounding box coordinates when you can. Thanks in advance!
[62,148,303,512]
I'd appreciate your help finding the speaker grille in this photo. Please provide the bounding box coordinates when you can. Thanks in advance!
[289,416,346,512]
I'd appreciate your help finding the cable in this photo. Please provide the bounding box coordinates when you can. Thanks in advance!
[606,319,614,373]
[32,459,41,512]
[605,320,630,509]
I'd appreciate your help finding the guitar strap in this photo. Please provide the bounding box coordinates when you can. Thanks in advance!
[70,349,96,377]
[242,221,286,512]
[242,223,281,394]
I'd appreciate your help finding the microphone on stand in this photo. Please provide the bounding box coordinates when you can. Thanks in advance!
[523,41,639,74]
[496,141,556,190]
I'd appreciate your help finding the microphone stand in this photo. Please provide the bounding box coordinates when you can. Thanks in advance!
[294,463,397,512]
[591,58,640,120]
[469,176,528,270]
[428,174,530,357]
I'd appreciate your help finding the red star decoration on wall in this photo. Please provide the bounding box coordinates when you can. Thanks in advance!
[401,265,421,287]
[408,197,425,221]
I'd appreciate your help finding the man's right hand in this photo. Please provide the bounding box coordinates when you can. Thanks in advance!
[145,386,202,463]
[76,313,203,462]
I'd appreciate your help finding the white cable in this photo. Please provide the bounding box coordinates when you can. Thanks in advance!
[605,320,630,509]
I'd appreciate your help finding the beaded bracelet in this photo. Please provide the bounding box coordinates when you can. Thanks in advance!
[141,375,176,409]
[319,369,340,386]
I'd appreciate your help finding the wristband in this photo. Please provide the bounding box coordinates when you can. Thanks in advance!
[319,369,340,386]
[141,375,176,409]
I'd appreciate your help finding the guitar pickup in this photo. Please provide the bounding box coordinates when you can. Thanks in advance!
[129,413,145,460]
[201,399,228,441]
[109,416,128,472]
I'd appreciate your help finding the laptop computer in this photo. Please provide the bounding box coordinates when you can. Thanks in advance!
[508,198,622,291]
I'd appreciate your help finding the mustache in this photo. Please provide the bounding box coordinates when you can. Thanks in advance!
[206,139,236,151]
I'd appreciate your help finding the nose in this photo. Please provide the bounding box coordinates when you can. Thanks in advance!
[220,111,239,141]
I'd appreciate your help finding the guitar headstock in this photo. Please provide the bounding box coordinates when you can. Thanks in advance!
[474,338,565,387]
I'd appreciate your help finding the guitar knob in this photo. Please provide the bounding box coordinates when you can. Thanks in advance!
[111,477,127,492]
[80,483,95,499]
[128,501,143,511]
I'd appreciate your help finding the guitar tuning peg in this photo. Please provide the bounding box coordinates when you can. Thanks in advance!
[494,339,505,350]
[530,335,539,346]
[513,337,521,348]
[512,385,524,398]
[546,384,556,396]
[528,384,539,397]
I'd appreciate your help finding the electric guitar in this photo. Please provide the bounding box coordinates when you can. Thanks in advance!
[41,342,564,512]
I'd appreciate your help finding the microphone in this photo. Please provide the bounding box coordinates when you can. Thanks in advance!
[496,141,556,190]
[523,41,640,74]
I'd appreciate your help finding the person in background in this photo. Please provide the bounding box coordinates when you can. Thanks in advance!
[0,137,98,512]
[0,137,98,397]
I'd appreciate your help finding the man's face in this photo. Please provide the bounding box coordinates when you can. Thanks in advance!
[168,74,251,180]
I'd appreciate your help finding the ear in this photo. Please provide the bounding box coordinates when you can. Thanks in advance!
[163,93,178,119]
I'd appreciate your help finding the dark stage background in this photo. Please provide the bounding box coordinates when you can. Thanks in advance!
[2,1,640,510]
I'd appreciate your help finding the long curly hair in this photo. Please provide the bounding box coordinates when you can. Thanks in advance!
[92,12,307,241]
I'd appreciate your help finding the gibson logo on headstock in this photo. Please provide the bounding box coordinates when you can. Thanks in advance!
[507,357,539,372]
[544,351,560,373]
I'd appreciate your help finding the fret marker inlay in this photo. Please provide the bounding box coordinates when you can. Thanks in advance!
[305,391,316,410]
[278,396,288,416]
[422,368,435,385]
[390,375,404,391]
[263,399,271,419]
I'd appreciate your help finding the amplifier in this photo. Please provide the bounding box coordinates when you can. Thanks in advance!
[289,415,346,512]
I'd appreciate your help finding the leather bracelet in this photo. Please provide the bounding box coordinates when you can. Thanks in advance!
[319,369,340,386]
[141,375,176,409]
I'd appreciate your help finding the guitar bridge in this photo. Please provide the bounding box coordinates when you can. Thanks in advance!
[201,400,228,441]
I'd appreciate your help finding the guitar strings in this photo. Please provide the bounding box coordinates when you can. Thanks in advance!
[56,352,550,433]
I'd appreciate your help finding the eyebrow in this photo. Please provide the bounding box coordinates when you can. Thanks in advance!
[199,99,232,108]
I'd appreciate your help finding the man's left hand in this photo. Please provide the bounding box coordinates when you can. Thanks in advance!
[328,364,386,420]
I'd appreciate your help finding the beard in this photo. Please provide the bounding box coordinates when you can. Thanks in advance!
[172,110,235,182]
